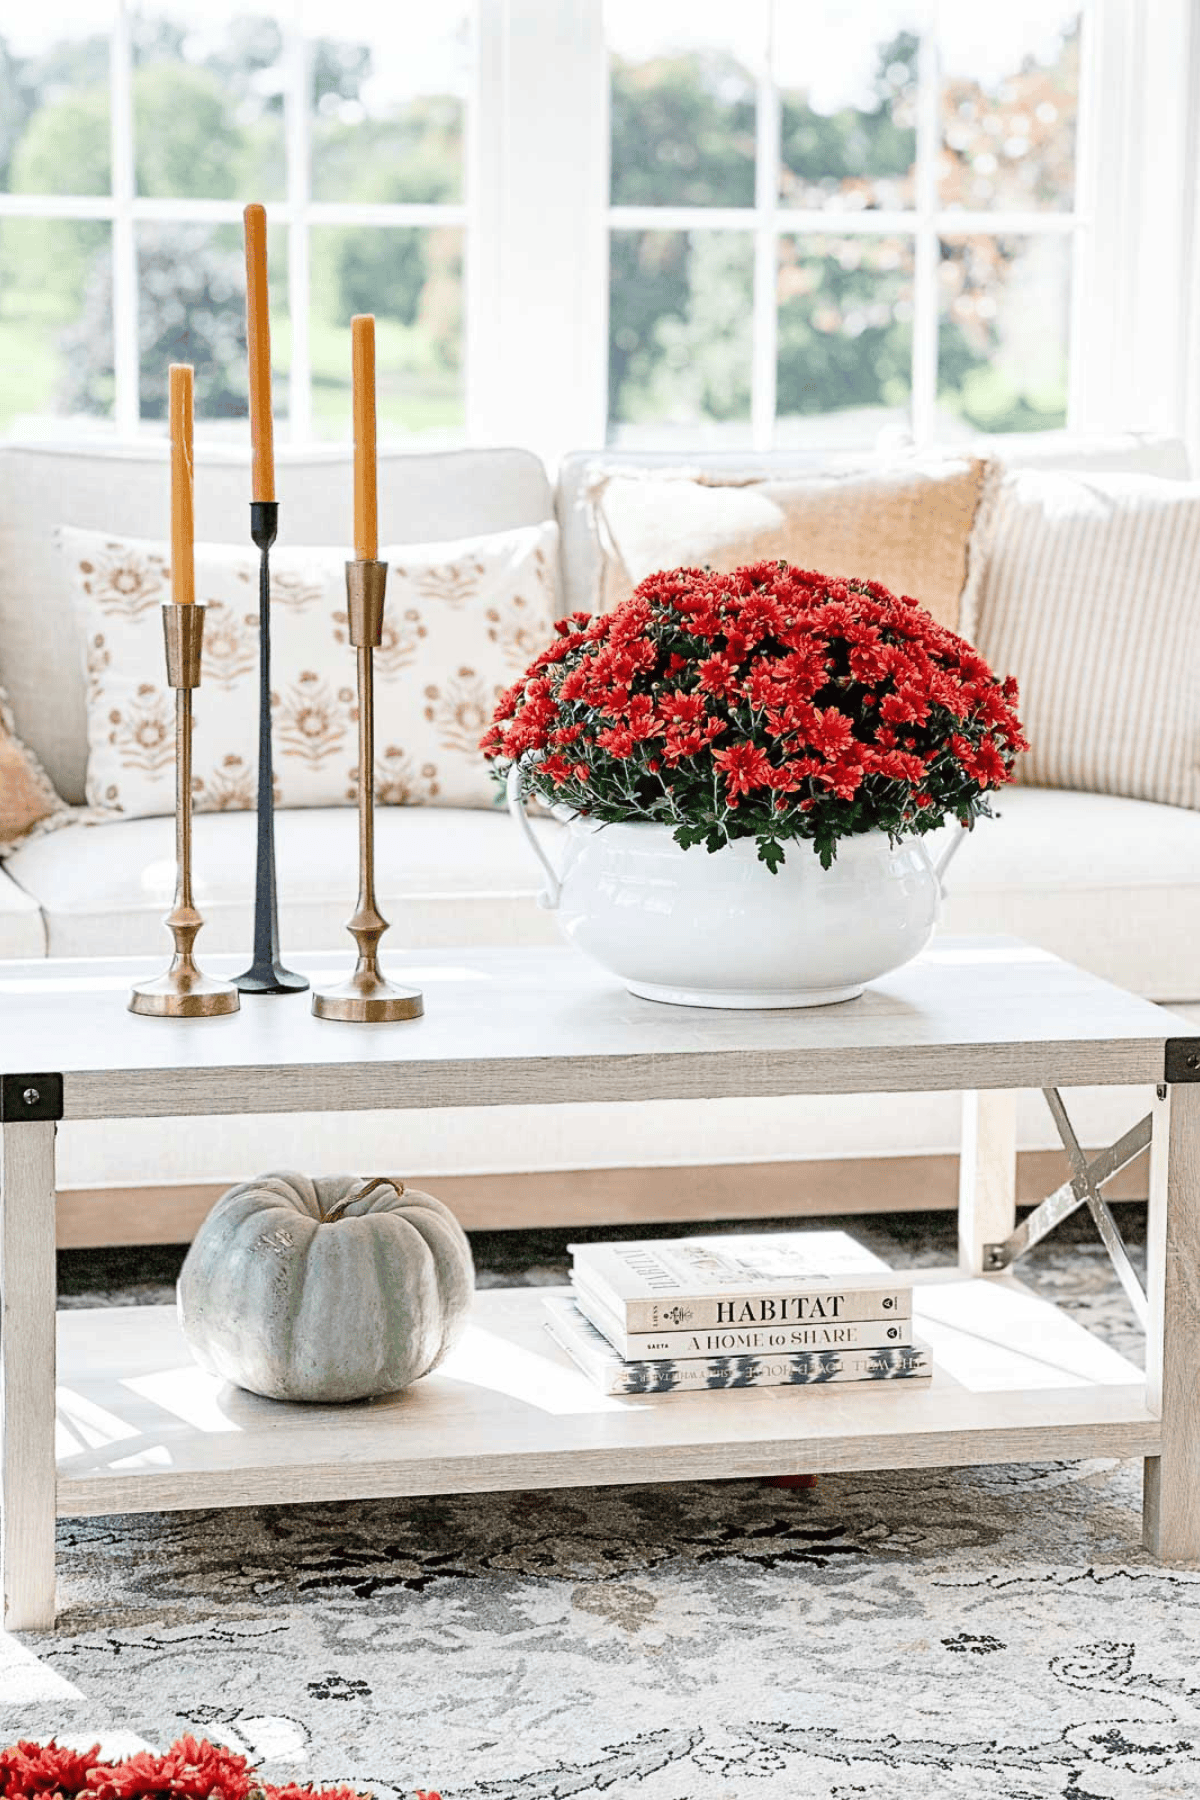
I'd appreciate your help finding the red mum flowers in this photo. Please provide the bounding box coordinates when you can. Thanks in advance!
[0,1736,423,1800]
[483,560,1027,871]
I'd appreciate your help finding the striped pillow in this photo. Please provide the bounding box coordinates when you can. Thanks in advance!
[972,470,1200,810]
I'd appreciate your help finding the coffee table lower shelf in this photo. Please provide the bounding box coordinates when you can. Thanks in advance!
[54,1279,1159,1518]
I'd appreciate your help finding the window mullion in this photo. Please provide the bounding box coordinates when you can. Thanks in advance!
[480,0,607,461]
[910,21,939,447]
[111,0,138,437]
[284,13,311,443]
[751,6,779,452]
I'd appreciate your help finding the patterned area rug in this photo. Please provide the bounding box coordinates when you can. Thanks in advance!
[10,1209,1199,1800]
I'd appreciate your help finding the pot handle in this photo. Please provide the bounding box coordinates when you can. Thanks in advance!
[916,825,967,904]
[506,762,563,910]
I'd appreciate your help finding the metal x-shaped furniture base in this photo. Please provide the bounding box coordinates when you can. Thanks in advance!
[983,1088,1150,1325]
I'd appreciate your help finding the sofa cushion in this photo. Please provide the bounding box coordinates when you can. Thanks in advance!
[59,520,558,818]
[0,863,45,957]
[0,443,553,806]
[583,455,998,627]
[8,785,1199,1001]
[557,432,1193,619]
[973,469,1200,811]
[940,785,1200,1000]
[0,685,66,848]
[3,804,563,960]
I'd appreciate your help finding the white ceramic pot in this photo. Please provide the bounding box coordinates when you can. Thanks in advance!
[508,765,963,1009]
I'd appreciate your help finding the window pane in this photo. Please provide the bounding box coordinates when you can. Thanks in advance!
[607,0,764,206]
[2,9,114,196]
[0,220,113,431]
[938,5,1081,212]
[132,5,286,200]
[309,225,464,440]
[776,234,912,447]
[776,4,918,212]
[136,221,289,429]
[308,3,468,204]
[608,229,753,447]
[937,234,1070,435]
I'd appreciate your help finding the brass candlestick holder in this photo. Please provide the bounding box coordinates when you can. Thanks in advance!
[311,561,423,1023]
[130,604,240,1019]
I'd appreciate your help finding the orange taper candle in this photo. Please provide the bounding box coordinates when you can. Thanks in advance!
[168,363,195,606]
[351,314,378,561]
[244,202,275,504]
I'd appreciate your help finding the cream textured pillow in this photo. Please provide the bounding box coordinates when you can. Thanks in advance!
[0,687,67,848]
[59,521,559,820]
[587,456,998,629]
[973,470,1200,809]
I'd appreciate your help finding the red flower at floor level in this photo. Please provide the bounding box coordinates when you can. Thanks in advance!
[0,1737,433,1800]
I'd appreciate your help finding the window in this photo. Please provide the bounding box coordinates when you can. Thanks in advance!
[0,1,470,440]
[0,0,1195,460]
[605,0,1084,451]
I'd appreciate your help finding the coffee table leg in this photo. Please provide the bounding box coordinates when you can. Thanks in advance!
[1144,1082,1200,1560]
[0,1118,57,1628]
[958,1089,1017,1275]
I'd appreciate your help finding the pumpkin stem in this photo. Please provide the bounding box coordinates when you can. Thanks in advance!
[318,1175,405,1224]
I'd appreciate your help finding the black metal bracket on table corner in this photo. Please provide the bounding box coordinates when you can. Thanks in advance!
[1164,1039,1200,1085]
[0,1072,64,1122]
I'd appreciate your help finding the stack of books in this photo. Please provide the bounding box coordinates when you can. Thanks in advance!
[544,1230,932,1396]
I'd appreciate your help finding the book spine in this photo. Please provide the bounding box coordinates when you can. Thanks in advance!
[572,1268,911,1333]
[606,1315,912,1360]
[546,1322,932,1396]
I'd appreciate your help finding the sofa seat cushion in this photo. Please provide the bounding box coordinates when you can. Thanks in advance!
[7,786,1199,1001]
[941,786,1200,1000]
[0,863,45,957]
[4,806,563,959]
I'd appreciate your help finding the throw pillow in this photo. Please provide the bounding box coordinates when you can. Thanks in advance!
[0,686,67,848]
[58,521,559,820]
[972,470,1200,809]
[585,456,998,630]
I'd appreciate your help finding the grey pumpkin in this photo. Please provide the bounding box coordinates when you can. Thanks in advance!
[177,1170,475,1402]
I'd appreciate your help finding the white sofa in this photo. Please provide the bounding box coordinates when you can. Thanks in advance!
[1,433,1196,1244]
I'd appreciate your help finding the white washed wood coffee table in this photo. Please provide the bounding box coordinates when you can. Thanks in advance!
[2,938,1198,1629]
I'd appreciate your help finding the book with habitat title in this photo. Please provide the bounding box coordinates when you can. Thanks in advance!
[544,1296,932,1396]
[571,1276,912,1362]
[569,1230,911,1333]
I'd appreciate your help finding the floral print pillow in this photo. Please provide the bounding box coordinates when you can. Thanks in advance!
[58,521,560,819]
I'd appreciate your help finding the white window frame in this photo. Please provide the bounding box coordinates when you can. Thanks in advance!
[0,0,471,441]
[475,0,1200,464]
[2,0,1197,465]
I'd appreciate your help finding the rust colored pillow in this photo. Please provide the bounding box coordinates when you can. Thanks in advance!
[0,687,65,848]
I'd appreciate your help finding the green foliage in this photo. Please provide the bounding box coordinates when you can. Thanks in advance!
[779,32,917,196]
[0,26,109,190]
[608,27,1068,437]
[8,84,110,197]
[0,16,464,431]
[58,227,249,421]
[133,63,240,199]
[775,241,912,419]
[311,89,463,358]
[610,51,755,206]
[610,231,751,426]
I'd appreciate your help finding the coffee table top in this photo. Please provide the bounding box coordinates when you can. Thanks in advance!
[0,937,1191,1123]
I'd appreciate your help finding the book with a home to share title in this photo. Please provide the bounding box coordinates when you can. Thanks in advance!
[570,1275,912,1362]
[568,1230,911,1333]
[544,1296,932,1396]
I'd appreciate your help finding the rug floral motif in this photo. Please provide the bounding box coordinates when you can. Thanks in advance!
[10,1219,1195,1800]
